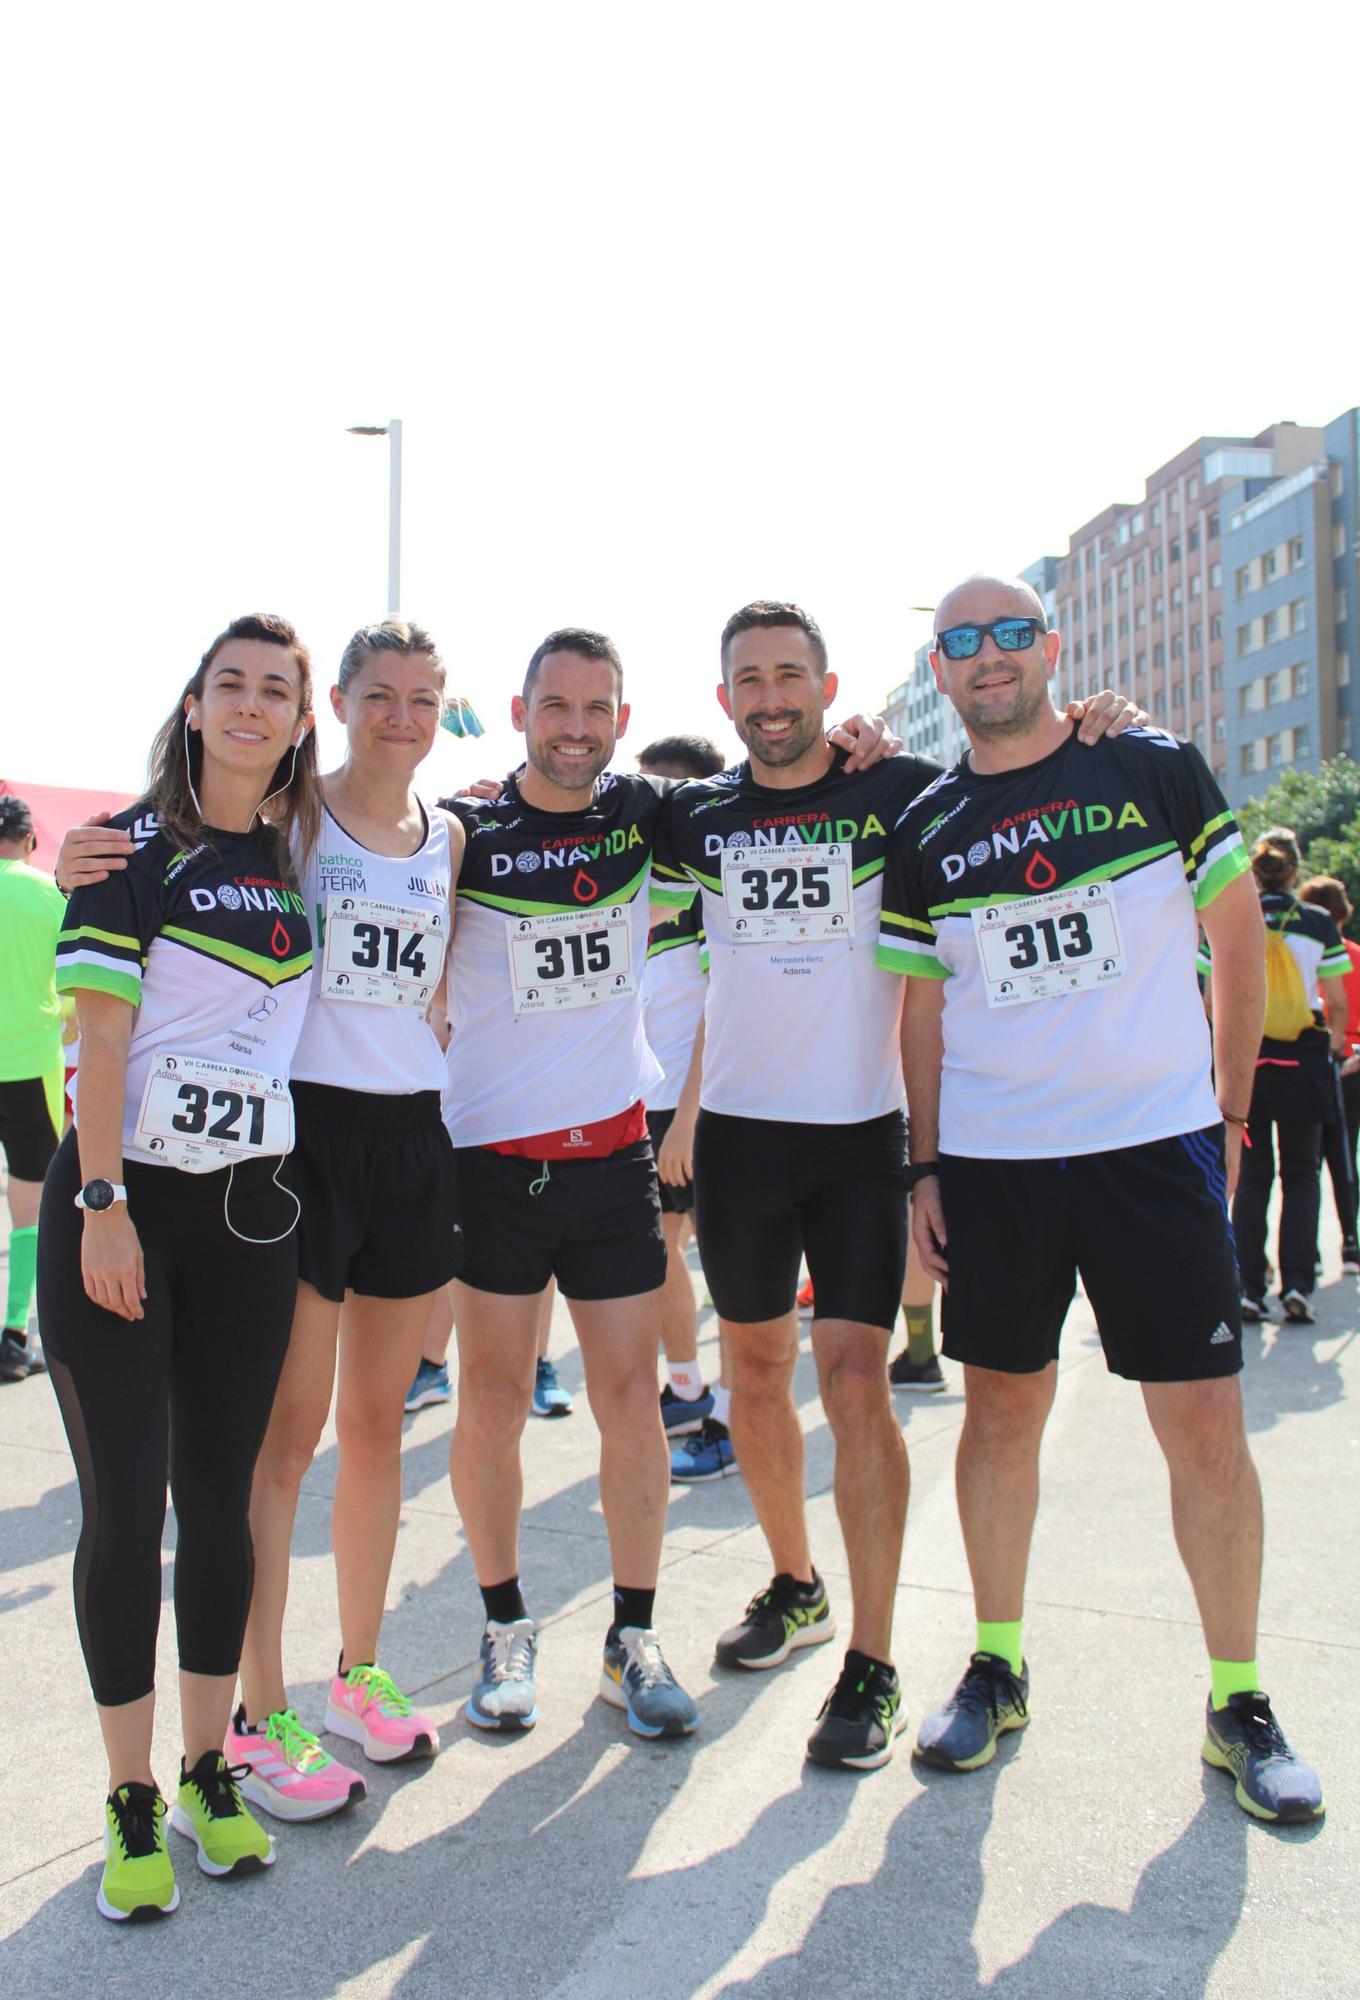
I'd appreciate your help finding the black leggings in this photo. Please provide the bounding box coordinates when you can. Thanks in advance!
[38,1131,297,1707]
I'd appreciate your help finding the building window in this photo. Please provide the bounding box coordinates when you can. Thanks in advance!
[1262,550,1278,582]
[1214,715,1227,740]
[1208,513,1220,540]
[1290,599,1308,634]
[1236,626,1252,657]
[1333,464,1345,498]
[1190,573,1202,599]
[1188,525,1201,554]
[1136,651,1148,676]
[1338,524,1349,559]
[1154,595,1164,619]
[1240,742,1259,776]
[1152,550,1163,575]
[1289,535,1305,567]
[1293,664,1309,698]
[1152,503,1162,526]
[1191,624,1203,652]
[1074,641,1084,664]
[1211,613,1224,641]
[1265,670,1285,706]
[1136,606,1147,629]
[1170,536,1182,564]
[1295,725,1311,759]
[1172,635,1184,661]
[1118,613,1130,637]
[1343,716,1353,753]
[1173,682,1184,706]
[1340,651,1352,687]
[1101,581,1112,605]
[1171,585,1183,611]
[1240,679,1265,715]
[1338,588,1350,623]
[1134,561,1146,584]
[1169,490,1180,515]
[1194,723,1207,749]
[1236,563,1253,598]
[1211,562,1223,588]
[1268,734,1286,766]
[1154,642,1166,669]
[1087,591,1097,614]
[1263,609,1279,644]
[1212,665,1224,691]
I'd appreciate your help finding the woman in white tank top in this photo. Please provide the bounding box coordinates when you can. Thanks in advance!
[228,619,469,1818]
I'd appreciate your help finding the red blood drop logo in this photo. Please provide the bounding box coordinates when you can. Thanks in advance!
[572,868,599,903]
[270,919,291,957]
[1024,851,1057,891]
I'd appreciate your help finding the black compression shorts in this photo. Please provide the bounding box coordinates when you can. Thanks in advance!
[693,1108,908,1328]
[0,1076,59,1181]
[646,1107,694,1217]
[454,1140,665,1302]
[289,1083,463,1303]
[937,1126,1242,1382]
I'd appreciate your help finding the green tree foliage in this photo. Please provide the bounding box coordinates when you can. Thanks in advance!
[1238,758,1360,937]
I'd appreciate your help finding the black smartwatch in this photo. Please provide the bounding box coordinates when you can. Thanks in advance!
[74,1179,128,1212]
[906,1162,941,1193]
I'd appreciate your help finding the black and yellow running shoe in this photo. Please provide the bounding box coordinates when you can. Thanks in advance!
[806,1651,905,1770]
[1202,1692,1324,1822]
[714,1572,835,1670]
[913,1652,1030,1771]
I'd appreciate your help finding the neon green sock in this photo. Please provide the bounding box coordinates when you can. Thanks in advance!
[904,1303,935,1366]
[977,1619,1023,1674]
[5,1226,37,1334]
[1209,1658,1260,1710]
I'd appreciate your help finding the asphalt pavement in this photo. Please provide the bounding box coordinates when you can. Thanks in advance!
[1,1193,1356,1998]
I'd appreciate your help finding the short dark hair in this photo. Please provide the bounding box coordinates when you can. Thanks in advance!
[0,794,34,843]
[720,601,827,679]
[636,734,726,780]
[1299,874,1354,928]
[523,627,623,699]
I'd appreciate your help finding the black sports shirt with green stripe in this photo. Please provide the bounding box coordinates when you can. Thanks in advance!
[651,751,941,1123]
[876,726,1250,1158]
[55,806,314,1160]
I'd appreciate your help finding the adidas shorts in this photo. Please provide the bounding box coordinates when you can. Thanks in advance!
[937,1126,1242,1382]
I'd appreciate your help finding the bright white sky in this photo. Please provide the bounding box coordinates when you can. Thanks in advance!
[5,2,1356,800]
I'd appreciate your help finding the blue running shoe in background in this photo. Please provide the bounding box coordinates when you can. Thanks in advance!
[660,1383,712,1436]
[405,1359,451,1412]
[531,1356,573,1417]
[600,1627,698,1738]
[670,1418,737,1483]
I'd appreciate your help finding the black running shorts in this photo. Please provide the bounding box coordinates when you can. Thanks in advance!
[289,1083,463,1303]
[693,1108,908,1328]
[0,1076,59,1181]
[646,1107,695,1218]
[454,1141,666,1302]
[937,1126,1242,1382]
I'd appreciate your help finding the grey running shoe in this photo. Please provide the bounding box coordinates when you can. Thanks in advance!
[1202,1691,1324,1822]
[467,1618,539,1731]
[531,1356,573,1417]
[599,1626,698,1738]
[914,1652,1031,1771]
[715,1572,835,1670]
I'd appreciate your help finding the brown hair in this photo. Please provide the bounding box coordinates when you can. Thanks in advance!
[720,602,828,680]
[337,618,445,693]
[1298,874,1353,928]
[523,628,623,700]
[1249,827,1302,894]
[145,612,322,877]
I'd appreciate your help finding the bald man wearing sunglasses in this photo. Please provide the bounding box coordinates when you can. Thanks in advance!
[880,572,1323,1823]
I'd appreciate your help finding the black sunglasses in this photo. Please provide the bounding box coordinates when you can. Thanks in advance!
[936,618,1046,661]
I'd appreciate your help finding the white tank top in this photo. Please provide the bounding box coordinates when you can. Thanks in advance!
[291,803,451,1095]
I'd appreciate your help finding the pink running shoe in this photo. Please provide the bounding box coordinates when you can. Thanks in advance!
[324,1664,440,1763]
[226,1707,366,1822]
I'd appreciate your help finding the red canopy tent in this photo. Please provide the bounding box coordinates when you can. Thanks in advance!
[0,779,137,872]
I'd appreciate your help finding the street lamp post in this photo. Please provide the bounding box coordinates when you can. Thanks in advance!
[346,419,403,615]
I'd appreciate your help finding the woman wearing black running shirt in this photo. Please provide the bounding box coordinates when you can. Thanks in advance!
[39,613,323,1922]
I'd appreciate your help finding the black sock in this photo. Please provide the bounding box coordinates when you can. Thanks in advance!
[612,1584,656,1632]
[844,1647,896,1683]
[775,1570,821,1600]
[481,1577,528,1624]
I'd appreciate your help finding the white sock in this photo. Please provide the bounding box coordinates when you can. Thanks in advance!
[668,1363,704,1400]
[710,1384,731,1428]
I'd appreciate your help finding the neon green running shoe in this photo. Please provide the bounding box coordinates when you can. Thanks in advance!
[170,1751,277,1877]
[98,1783,179,1922]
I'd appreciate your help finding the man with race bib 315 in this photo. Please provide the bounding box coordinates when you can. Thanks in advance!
[882,573,1323,1822]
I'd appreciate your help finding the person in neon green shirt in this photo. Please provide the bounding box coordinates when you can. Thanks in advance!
[0,795,67,1379]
